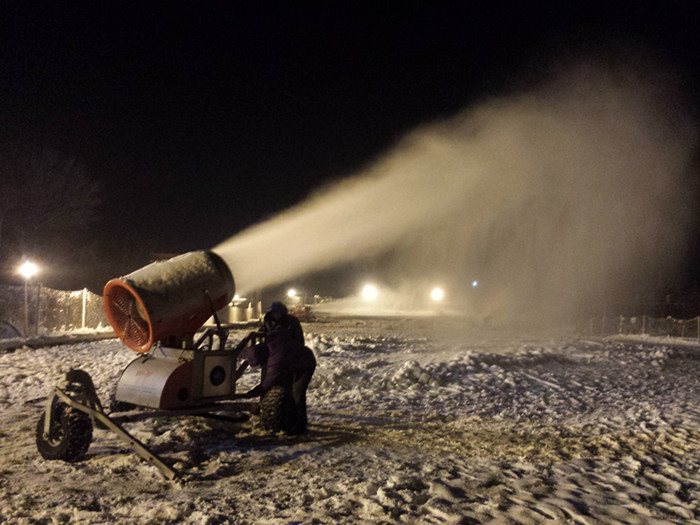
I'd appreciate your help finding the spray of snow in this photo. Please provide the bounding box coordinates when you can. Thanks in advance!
[214,61,696,319]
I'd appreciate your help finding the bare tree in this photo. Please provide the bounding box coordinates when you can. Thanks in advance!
[0,143,101,265]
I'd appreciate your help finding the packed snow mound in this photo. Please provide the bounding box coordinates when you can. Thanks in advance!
[303,332,697,426]
[1,318,699,523]
[0,340,131,408]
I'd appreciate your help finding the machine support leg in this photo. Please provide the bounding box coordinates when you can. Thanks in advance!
[53,388,177,480]
[43,390,57,437]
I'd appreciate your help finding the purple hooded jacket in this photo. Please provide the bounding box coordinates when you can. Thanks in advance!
[246,329,316,392]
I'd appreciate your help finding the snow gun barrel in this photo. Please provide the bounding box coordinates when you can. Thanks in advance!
[103,251,235,353]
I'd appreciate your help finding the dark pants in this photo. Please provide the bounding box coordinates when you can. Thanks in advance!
[291,363,315,432]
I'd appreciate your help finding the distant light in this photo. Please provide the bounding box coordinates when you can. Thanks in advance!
[233,294,240,301]
[472,281,478,287]
[18,261,39,280]
[287,288,297,298]
[431,287,444,302]
[361,284,378,302]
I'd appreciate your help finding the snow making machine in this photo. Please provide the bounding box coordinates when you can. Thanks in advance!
[34,251,280,479]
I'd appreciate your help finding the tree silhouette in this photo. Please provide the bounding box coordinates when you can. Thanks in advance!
[0,143,101,281]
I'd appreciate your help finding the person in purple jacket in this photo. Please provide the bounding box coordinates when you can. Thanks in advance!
[245,316,316,434]
[263,301,304,345]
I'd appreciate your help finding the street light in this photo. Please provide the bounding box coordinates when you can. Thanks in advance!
[361,284,378,302]
[431,287,445,302]
[17,261,39,337]
[18,261,39,280]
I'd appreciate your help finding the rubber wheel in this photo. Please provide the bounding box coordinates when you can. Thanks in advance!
[36,403,93,462]
[260,386,297,433]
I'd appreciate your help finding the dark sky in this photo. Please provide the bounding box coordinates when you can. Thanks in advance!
[2,1,700,291]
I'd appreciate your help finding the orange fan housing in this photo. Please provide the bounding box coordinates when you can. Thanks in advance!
[103,251,235,353]
[103,280,155,353]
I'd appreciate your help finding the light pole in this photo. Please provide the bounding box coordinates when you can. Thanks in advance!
[18,261,39,337]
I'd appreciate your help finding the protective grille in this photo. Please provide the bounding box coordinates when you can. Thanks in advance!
[105,285,152,352]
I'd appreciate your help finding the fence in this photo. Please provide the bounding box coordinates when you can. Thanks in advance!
[584,313,700,341]
[0,285,109,338]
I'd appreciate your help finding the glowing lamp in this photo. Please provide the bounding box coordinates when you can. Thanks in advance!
[287,288,297,299]
[472,281,478,287]
[18,261,39,280]
[431,287,444,301]
[361,284,378,302]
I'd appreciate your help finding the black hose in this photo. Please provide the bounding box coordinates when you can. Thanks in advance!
[0,320,22,338]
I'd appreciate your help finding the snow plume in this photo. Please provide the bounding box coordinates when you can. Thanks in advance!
[215,61,697,319]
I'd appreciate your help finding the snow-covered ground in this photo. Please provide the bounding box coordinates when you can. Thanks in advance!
[1,316,699,524]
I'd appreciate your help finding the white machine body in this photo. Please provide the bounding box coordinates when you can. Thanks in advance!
[115,347,238,410]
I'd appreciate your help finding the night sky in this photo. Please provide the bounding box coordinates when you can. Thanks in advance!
[1,1,700,296]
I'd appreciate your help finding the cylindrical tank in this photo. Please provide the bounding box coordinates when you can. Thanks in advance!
[232,305,243,322]
[246,303,254,321]
[104,251,235,353]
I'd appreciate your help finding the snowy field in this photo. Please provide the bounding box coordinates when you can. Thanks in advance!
[1,316,699,524]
